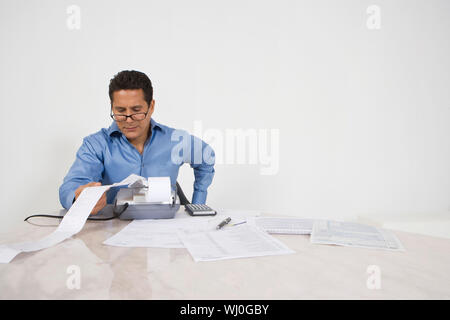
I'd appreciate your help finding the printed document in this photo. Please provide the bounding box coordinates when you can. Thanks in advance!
[310,220,404,251]
[247,216,314,234]
[103,217,214,248]
[103,211,261,248]
[177,224,295,262]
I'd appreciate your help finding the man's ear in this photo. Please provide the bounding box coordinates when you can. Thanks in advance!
[150,99,155,112]
[147,99,155,117]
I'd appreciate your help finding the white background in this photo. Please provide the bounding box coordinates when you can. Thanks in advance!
[0,0,449,235]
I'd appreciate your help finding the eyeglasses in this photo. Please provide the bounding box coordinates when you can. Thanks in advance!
[110,108,149,122]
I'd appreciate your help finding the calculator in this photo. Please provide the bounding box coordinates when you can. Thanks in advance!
[185,203,217,216]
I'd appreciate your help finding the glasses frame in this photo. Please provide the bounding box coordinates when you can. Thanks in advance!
[110,106,150,122]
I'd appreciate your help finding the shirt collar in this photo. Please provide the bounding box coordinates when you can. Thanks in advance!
[108,118,165,136]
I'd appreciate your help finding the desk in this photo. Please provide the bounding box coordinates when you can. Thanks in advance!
[0,207,449,299]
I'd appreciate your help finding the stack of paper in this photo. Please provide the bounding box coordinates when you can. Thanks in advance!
[103,213,406,263]
[103,211,296,262]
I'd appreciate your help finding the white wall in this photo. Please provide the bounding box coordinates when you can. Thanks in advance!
[0,0,449,234]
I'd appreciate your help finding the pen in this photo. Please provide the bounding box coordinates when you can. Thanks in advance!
[216,217,231,230]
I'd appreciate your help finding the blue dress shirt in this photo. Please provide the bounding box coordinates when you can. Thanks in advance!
[59,118,215,209]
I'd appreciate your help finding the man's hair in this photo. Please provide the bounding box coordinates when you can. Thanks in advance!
[109,70,153,106]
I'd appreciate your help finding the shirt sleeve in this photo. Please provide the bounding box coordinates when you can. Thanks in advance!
[59,136,105,209]
[188,135,215,204]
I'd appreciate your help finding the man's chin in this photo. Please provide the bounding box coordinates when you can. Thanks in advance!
[122,129,141,140]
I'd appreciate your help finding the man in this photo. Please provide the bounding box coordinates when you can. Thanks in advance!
[59,70,215,214]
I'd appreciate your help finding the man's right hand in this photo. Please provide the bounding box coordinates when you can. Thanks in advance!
[74,182,107,215]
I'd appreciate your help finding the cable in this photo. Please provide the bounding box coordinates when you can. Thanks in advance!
[24,181,189,223]
[176,182,190,205]
[24,203,129,222]
[24,214,117,222]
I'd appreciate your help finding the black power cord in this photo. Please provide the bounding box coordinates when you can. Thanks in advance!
[24,181,189,223]
[24,203,129,222]
[176,181,190,205]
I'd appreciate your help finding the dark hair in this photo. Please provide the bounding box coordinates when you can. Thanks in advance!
[109,70,153,106]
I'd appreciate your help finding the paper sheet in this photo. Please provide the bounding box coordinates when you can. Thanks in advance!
[103,217,214,248]
[103,210,262,248]
[146,177,171,203]
[117,174,146,187]
[0,175,142,263]
[310,220,405,251]
[177,224,295,262]
[247,217,314,234]
[215,209,261,224]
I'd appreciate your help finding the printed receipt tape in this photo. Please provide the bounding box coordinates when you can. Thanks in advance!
[0,174,143,263]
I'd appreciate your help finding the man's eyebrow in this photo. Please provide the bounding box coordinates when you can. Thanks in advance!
[113,105,143,109]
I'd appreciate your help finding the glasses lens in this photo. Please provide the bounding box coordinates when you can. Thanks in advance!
[114,115,127,122]
[131,113,146,121]
[111,112,146,122]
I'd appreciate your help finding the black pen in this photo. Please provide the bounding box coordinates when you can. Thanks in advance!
[216,217,231,230]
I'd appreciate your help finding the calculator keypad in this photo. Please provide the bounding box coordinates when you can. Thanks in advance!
[186,204,216,215]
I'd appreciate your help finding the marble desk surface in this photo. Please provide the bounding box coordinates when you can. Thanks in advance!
[0,207,449,299]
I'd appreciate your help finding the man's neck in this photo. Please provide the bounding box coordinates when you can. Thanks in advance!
[129,126,152,154]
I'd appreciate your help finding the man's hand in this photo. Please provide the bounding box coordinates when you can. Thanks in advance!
[74,182,107,215]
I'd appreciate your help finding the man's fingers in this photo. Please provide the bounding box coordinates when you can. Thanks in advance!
[91,192,107,215]
[76,182,106,214]
[75,182,102,200]
[91,200,106,215]
[99,194,107,204]
[91,202,102,215]
[85,182,97,187]
[85,182,101,187]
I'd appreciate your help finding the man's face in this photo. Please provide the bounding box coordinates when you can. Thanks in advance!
[111,89,154,142]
